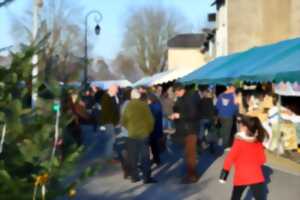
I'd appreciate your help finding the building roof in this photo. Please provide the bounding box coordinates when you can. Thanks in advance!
[168,34,206,48]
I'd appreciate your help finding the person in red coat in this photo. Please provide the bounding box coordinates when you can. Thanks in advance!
[219,115,268,200]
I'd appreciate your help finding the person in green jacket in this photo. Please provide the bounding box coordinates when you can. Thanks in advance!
[121,89,156,184]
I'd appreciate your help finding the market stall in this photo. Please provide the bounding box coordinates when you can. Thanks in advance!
[91,80,132,89]
[179,37,300,160]
[180,37,300,84]
[133,66,202,87]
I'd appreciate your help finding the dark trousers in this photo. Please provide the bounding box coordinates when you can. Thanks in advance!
[113,137,129,175]
[67,120,82,146]
[231,183,266,200]
[219,117,234,148]
[198,118,212,140]
[149,137,161,165]
[127,137,151,180]
[184,134,198,178]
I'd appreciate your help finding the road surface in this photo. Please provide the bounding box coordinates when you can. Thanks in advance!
[67,126,300,200]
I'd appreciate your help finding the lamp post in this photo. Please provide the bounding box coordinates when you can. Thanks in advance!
[83,10,102,88]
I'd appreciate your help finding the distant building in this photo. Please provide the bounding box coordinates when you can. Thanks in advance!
[210,0,300,57]
[167,33,207,70]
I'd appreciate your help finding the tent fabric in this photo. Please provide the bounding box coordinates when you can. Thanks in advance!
[132,71,169,87]
[180,37,300,84]
[179,53,241,85]
[148,71,171,85]
[275,82,300,96]
[132,76,152,87]
[91,80,132,90]
[152,67,201,85]
[133,67,200,87]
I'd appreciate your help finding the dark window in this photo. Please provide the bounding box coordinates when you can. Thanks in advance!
[208,13,216,22]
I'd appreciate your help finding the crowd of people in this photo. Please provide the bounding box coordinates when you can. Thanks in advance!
[60,82,300,199]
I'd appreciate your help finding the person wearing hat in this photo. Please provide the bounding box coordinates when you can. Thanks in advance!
[170,83,200,184]
[100,85,120,127]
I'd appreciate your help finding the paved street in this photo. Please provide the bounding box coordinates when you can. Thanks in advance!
[71,126,300,200]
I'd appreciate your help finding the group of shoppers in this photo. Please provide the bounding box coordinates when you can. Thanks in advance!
[63,82,271,199]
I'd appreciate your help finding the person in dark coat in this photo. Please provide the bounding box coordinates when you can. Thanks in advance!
[99,85,120,157]
[63,90,90,146]
[148,93,164,166]
[197,86,216,153]
[100,85,120,127]
[170,83,199,184]
[81,88,95,115]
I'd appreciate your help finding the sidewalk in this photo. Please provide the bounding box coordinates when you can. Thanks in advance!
[71,150,300,200]
[63,126,300,200]
[266,151,300,176]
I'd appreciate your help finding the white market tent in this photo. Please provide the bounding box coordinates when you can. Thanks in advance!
[133,71,170,87]
[91,80,132,90]
[147,71,171,86]
[274,82,300,96]
[132,76,152,87]
[151,67,199,85]
[133,66,201,87]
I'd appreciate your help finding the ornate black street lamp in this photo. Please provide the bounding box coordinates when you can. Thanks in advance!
[83,10,102,87]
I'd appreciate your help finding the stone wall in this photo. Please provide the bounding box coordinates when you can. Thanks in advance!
[227,0,300,54]
[167,48,206,70]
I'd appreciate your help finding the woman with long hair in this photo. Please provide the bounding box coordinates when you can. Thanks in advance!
[219,114,268,200]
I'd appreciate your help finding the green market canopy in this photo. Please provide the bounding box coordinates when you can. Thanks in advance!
[180,37,300,85]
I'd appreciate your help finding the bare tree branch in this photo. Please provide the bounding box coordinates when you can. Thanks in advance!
[10,0,85,82]
[123,6,187,75]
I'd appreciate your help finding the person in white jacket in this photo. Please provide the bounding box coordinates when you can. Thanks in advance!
[262,97,300,152]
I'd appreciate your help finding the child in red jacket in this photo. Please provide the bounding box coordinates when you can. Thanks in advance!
[219,115,268,200]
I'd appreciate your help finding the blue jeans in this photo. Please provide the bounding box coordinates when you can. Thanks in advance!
[103,124,117,158]
[163,117,173,129]
[198,119,212,141]
[113,137,129,174]
[113,137,128,163]
[127,137,151,180]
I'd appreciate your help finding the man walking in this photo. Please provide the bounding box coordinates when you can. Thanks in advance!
[121,89,156,184]
[100,85,120,127]
[216,85,238,150]
[100,85,120,156]
[197,86,216,153]
[170,83,199,184]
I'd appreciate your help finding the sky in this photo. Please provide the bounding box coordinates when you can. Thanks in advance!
[0,0,215,59]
